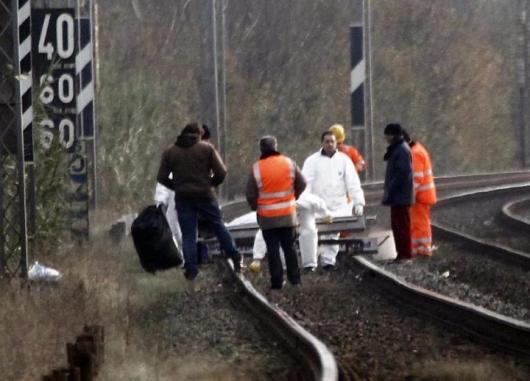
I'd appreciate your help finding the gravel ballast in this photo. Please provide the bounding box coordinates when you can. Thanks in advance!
[246,256,530,380]
[368,201,530,322]
[434,189,530,252]
[133,262,303,381]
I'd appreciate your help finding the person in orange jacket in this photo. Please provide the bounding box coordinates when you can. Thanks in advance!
[403,130,437,257]
[329,124,365,172]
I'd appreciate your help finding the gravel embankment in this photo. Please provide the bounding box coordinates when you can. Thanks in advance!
[368,202,530,322]
[380,244,530,322]
[434,189,530,252]
[133,262,303,381]
[247,256,530,380]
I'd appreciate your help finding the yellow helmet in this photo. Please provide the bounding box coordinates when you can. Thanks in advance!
[329,124,346,143]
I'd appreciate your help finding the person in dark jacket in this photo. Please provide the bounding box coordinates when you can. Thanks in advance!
[382,123,414,260]
[246,136,307,289]
[157,122,241,280]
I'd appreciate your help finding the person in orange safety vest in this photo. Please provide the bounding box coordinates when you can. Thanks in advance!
[403,130,437,257]
[329,124,365,172]
[246,136,307,289]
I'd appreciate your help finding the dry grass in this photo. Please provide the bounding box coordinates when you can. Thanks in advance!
[0,225,188,381]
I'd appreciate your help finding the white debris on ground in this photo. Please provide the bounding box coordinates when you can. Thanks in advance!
[28,261,62,282]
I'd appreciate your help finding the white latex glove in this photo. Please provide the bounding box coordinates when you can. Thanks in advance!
[353,204,364,217]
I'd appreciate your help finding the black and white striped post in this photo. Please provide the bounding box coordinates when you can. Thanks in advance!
[350,22,367,180]
[12,0,34,274]
[76,5,97,208]
[350,23,365,132]
[15,0,33,162]
[351,3,375,181]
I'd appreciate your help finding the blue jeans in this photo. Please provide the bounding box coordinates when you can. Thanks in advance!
[175,198,239,276]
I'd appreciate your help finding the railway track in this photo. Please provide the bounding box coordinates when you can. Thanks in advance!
[223,259,339,381]
[245,255,530,379]
[373,184,530,324]
[220,171,530,378]
[432,183,530,268]
[109,171,530,379]
[362,170,530,205]
[501,197,530,233]
[355,180,530,359]
[148,260,308,380]
[221,170,530,217]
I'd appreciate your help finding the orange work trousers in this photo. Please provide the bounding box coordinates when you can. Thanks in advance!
[411,203,432,257]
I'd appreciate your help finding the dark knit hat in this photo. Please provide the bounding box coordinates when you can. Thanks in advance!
[201,124,211,140]
[259,135,278,154]
[384,123,403,137]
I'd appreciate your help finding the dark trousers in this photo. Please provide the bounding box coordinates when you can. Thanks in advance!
[175,198,239,276]
[262,227,301,288]
[391,205,412,259]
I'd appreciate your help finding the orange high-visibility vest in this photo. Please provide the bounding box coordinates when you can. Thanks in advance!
[411,142,437,205]
[253,155,296,217]
[338,143,365,172]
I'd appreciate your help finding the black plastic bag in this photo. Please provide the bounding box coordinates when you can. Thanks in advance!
[131,205,183,273]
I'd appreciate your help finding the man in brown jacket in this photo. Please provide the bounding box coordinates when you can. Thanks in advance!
[246,136,306,289]
[157,123,241,280]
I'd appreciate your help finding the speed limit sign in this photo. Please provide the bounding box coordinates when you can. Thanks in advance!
[32,8,77,151]
[31,6,91,241]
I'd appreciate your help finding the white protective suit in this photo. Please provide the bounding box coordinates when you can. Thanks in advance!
[227,212,283,263]
[300,150,365,267]
[154,182,182,249]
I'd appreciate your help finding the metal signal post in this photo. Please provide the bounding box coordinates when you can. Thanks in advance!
[0,0,34,277]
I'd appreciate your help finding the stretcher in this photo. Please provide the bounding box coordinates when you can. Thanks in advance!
[204,215,397,260]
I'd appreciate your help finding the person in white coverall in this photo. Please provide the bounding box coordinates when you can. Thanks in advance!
[300,131,365,270]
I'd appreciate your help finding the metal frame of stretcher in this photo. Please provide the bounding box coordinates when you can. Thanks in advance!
[204,215,380,256]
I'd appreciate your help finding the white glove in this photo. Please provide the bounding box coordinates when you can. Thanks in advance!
[353,204,364,217]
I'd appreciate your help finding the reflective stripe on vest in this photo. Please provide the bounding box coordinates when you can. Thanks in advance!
[253,155,296,217]
[412,237,432,244]
[416,182,435,192]
[258,200,296,211]
[412,246,432,255]
[258,190,293,199]
[414,169,432,178]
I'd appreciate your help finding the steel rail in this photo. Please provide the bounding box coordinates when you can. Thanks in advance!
[363,170,530,204]
[432,183,530,269]
[223,259,339,381]
[215,173,530,377]
[500,197,530,234]
[221,171,530,216]
[354,256,530,358]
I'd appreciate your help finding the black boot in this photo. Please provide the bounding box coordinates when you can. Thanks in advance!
[231,251,242,273]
